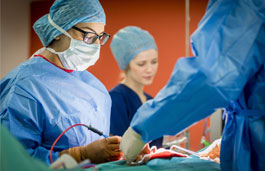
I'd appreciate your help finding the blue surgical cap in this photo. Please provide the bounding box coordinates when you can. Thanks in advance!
[33,0,106,47]
[110,26,157,70]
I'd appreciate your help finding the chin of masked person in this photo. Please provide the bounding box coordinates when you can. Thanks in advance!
[59,136,123,164]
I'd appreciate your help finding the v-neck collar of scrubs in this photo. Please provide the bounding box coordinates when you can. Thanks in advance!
[34,54,74,73]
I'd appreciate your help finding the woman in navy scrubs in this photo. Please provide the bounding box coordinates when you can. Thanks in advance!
[109,26,163,148]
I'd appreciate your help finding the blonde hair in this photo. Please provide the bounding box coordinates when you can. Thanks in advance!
[119,64,130,82]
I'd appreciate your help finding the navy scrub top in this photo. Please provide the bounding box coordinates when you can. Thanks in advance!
[109,84,163,148]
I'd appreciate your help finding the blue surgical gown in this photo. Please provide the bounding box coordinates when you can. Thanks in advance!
[109,84,163,148]
[130,0,265,170]
[0,56,111,165]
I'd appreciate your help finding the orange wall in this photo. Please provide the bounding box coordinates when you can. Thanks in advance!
[30,0,209,151]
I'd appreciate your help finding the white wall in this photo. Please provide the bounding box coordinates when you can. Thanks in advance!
[1,0,31,79]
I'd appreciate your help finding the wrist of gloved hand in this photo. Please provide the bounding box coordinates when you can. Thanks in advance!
[59,136,123,164]
[121,127,146,165]
[59,146,83,163]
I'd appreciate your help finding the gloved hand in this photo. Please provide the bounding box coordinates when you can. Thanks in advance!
[134,144,151,164]
[59,136,123,164]
[121,127,147,164]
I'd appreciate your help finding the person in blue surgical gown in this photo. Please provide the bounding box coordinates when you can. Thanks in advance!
[120,0,265,170]
[0,0,123,165]
[109,26,163,148]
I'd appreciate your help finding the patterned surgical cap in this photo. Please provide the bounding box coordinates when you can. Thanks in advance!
[33,0,105,47]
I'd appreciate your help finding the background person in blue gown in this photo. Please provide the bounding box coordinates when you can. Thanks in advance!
[109,26,163,148]
[0,0,123,165]
[120,0,265,170]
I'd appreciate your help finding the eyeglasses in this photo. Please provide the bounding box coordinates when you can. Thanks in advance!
[72,26,110,45]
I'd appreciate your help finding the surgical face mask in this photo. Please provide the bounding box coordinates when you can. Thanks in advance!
[47,39,100,71]
[46,14,100,71]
